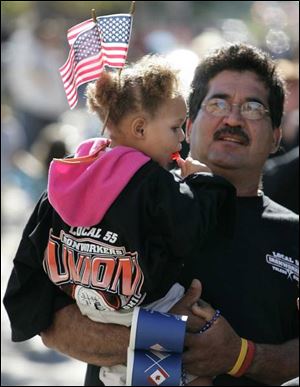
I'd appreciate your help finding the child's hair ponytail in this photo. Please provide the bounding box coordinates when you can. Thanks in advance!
[86,54,184,126]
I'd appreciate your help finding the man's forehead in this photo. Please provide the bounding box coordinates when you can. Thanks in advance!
[206,70,269,100]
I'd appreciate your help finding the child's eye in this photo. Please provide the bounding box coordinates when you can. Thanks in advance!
[171,127,180,132]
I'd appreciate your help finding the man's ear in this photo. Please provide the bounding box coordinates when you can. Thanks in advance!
[131,117,146,139]
[270,127,282,154]
[185,118,192,144]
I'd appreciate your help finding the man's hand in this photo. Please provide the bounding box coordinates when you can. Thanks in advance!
[170,279,241,376]
[169,279,207,332]
[183,301,241,377]
[173,282,299,384]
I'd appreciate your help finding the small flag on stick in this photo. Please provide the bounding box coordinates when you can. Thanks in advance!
[60,14,132,109]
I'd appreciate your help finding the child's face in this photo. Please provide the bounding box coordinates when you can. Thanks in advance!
[144,96,187,168]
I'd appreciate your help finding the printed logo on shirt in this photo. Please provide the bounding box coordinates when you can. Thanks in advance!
[43,229,145,310]
[74,286,137,312]
[266,252,299,282]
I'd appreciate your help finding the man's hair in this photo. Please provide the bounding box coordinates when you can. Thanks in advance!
[188,43,286,128]
[86,54,183,125]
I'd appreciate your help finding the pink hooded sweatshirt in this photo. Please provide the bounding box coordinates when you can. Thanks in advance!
[48,138,150,227]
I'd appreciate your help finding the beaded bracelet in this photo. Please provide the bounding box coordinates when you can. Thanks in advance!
[181,366,187,386]
[198,309,221,334]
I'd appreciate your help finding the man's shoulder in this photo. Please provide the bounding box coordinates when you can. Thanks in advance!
[263,195,299,222]
[281,377,299,386]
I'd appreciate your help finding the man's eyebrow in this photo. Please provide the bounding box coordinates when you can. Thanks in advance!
[207,93,230,100]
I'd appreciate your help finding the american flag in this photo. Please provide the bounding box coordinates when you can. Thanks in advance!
[60,14,132,109]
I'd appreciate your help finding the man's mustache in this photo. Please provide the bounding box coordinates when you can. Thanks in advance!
[213,126,250,145]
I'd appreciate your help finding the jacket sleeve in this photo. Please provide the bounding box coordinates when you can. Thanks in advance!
[3,192,74,342]
[149,169,236,259]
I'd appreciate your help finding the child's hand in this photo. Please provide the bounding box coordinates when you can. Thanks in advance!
[176,155,211,178]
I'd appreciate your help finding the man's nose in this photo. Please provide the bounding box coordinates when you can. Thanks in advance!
[221,106,245,127]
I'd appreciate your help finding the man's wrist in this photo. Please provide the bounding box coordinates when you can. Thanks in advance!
[243,340,299,385]
[227,338,256,377]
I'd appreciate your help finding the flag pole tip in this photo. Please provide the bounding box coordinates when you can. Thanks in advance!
[130,1,136,15]
[91,9,97,23]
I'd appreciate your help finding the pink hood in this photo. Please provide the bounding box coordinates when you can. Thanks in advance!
[48,138,150,226]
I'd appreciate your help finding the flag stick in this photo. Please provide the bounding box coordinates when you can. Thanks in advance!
[91,8,110,136]
[91,9,97,23]
[100,2,136,136]
[115,1,136,90]
[101,109,110,136]
[130,1,136,14]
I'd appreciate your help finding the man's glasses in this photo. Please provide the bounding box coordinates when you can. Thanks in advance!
[201,98,270,120]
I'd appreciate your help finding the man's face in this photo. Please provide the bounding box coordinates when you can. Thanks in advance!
[186,70,282,175]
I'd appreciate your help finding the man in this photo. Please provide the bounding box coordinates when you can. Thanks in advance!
[4,43,299,386]
[177,43,299,386]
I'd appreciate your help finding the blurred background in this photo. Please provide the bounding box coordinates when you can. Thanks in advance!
[1,1,299,386]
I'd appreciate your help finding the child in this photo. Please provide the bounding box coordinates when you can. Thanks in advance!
[7,55,235,385]
[50,54,233,385]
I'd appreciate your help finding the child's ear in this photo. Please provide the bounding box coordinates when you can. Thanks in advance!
[131,117,147,138]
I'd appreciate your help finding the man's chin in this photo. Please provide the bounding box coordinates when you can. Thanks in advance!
[208,156,242,171]
[207,148,244,167]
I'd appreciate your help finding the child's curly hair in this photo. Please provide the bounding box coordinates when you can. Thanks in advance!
[86,54,184,125]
